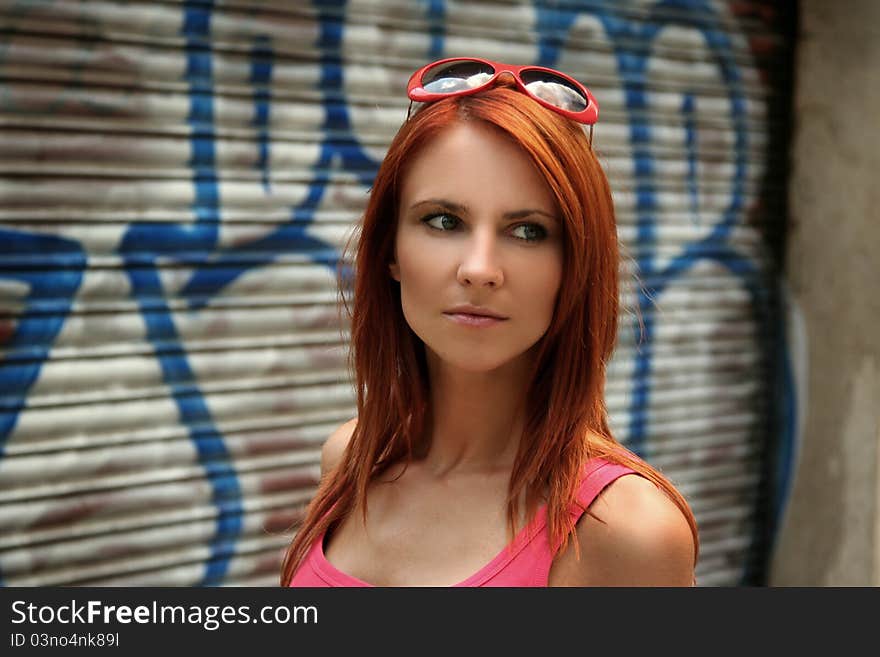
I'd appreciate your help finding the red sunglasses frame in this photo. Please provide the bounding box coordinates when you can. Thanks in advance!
[406,57,599,126]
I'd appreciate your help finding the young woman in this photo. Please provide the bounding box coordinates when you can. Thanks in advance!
[283,58,698,586]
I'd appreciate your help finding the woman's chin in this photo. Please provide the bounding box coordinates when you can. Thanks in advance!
[426,348,535,376]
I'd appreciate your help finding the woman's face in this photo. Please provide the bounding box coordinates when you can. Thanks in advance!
[391,120,564,374]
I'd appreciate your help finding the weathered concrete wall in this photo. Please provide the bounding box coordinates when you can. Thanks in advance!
[771,0,880,585]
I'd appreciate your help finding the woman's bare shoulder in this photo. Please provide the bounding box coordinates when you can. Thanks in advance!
[320,417,357,476]
[553,473,695,586]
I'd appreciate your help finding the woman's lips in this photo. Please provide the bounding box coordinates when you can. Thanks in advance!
[443,312,507,328]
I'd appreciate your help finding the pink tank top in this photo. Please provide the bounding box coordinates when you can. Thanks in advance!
[288,458,637,587]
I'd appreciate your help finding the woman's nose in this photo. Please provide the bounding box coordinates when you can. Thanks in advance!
[456,231,504,288]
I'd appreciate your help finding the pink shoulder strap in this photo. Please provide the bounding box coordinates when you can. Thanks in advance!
[522,458,639,585]
[568,458,638,523]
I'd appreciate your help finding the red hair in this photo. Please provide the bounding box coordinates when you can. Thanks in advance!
[281,87,698,585]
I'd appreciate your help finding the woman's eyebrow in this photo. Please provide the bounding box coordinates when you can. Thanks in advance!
[408,198,468,213]
[409,198,557,221]
[502,208,558,222]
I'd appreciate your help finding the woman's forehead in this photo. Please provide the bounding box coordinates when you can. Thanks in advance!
[398,122,557,213]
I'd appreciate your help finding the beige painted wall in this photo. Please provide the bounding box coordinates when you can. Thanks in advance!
[770,0,880,585]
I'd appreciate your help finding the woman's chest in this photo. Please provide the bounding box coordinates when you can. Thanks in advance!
[324,475,520,586]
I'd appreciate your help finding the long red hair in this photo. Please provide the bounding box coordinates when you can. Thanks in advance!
[281,86,698,585]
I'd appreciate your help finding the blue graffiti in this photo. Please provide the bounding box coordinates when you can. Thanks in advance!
[0,232,86,585]
[117,0,380,584]
[251,35,273,192]
[425,0,447,60]
[0,233,86,447]
[594,0,752,455]
[682,93,701,225]
[115,0,242,586]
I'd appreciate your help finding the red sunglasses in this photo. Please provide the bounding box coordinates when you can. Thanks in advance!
[406,57,599,132]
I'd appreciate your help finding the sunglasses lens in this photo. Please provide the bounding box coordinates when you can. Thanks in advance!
[520,70,588,113]
[421,60,496,94]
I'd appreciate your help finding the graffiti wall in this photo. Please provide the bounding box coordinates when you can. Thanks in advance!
[0,0,794,586]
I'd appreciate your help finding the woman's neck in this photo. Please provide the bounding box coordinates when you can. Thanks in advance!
[417,349,536,477]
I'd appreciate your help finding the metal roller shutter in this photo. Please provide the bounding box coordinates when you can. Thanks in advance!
[0,1,793,586]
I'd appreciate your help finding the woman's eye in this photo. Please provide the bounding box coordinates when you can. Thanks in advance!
[511,223,547,241]
[422,213,459,231]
